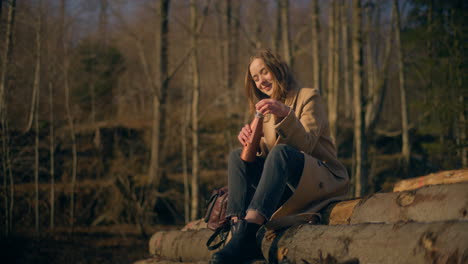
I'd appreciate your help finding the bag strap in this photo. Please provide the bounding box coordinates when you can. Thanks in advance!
[206,224,230,250]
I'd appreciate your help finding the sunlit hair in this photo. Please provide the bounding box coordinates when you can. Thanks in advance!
[244,49,296,114]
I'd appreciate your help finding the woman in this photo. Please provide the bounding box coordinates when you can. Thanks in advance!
[210,49,349,264]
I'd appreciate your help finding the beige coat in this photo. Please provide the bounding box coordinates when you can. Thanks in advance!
[258,87,349,229]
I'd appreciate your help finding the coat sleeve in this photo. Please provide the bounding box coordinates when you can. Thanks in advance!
[273,93,325,155]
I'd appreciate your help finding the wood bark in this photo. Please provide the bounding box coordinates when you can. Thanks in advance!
[393,168,468,192]
[352,0,367,196]
[261,221,468,264]
[149,175,468,261]
[190,0,200,221]
[393,0,410,166]
[328,182,468,225]
[280,0,292,67]
[148,221,468,263]
[149,229,215,261]
[311,0,320,91]
[61,0,77,228]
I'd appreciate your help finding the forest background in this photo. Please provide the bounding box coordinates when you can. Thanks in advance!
[0,0,466,261]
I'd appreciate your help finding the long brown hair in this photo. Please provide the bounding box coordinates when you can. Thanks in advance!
[244,49,296,114]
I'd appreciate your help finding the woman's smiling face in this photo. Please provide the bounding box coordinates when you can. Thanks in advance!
[249,58,274,97]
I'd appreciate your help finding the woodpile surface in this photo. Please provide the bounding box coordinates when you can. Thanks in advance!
[136,169,468,264]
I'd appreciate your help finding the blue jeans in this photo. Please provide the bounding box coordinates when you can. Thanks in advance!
[226,144,305,220]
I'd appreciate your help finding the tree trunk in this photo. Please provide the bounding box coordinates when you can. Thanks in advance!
[364,3,392,134]
[311,0,320,91]
[149,229,215,261]
[49,81,55,230]
[352,0,367,197]
[149,96,161,184]
[99,0,108,47]
[61,0,77,228]
[280,0,292,68]
[261,221,468,264]
[393,168,468,192]
[190,0,200,221]
[232,0,241,105]
[459,96,467,168]
[223,0,232,114]
[34,1,42,232]
[1,0,16,236]
[0,0,16,119]
[273,0,281,54]
[328,182,468,225]
[341,0,351,119]
[149,0,170,186]
[393,0,410,167]
[252,1,262,49]
[148,221,468,263]
[182,90,190,224]
[332,0,339,143]
[327,1,339,143]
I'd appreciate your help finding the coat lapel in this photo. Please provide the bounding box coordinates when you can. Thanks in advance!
[263,88,300,149]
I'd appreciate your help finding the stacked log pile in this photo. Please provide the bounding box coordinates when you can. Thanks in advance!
[135,169,468,264]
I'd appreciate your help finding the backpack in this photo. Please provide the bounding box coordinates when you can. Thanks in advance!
[204,186,230,250]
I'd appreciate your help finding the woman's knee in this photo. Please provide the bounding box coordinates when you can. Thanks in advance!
[268,144,294,160]
[228,148,243,164]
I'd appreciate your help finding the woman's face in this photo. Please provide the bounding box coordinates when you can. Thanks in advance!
[249,58,274,97]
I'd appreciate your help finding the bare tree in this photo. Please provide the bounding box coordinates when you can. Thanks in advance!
[327,0,338,142]
[280,0,292,67]
[232,1,242,106]
[393,0,410,166]
[311,0,321,91]
[61,0,77,228]
[99,0,108,47]
[190,0,200,221]
[273,0,281,54]
[49,80,55,229]
[181,88,190,224]
[364,2,392,134]
[352,0,367,197]
[341,0,352,119]
[34,0,43,233]
[0,0,16,235]
[148,0,170,186]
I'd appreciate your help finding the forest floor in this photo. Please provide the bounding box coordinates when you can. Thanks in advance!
[0,225,179,264]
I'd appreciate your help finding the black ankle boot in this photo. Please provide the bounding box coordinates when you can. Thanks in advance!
[209,219,264,264]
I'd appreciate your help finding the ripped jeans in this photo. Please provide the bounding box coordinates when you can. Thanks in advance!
[226,144,305,220]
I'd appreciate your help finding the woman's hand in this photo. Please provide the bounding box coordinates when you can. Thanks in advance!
[255,99,290,117]
[238,124,252,146]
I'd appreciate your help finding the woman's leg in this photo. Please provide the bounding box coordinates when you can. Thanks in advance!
[247,144,305,222]
[225,148,264,220]
[210,149,265,264]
